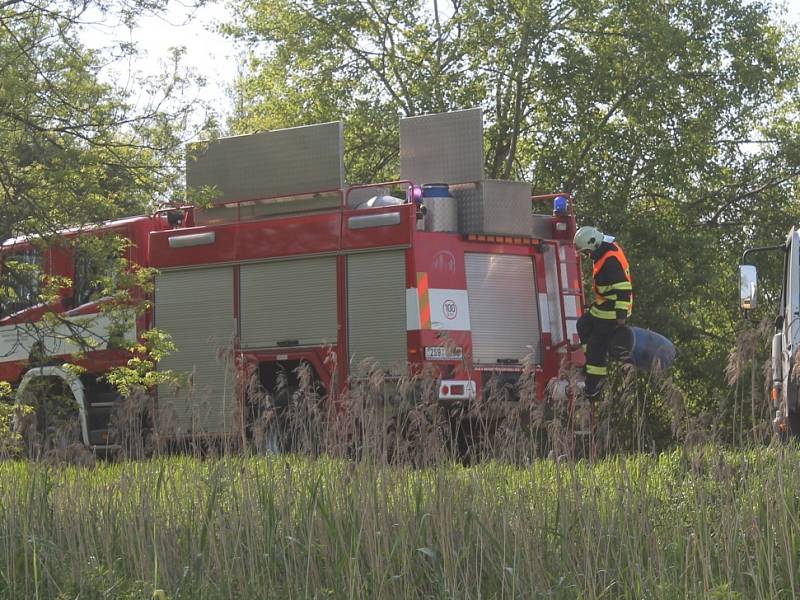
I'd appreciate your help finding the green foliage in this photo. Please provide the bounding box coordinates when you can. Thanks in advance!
[0,380,28,457]
[226,0,800,418]
[105,329,177,397]
[0,379,36,457]
[0,1,195,242]
[0,0,210,400]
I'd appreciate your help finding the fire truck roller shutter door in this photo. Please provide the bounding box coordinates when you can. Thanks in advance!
[155,266,236,435]
[239,256,338,349]
[347,250,407,375]
[465,253,542,365]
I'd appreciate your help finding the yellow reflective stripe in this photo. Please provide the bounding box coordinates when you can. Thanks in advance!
[615,301,632,311]
[596,281,632,293]
[594,294,616,306]
[586,364,608,375]
[589,305,617,319]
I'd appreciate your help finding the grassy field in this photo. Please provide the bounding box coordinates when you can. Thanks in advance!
[1,445,799,599]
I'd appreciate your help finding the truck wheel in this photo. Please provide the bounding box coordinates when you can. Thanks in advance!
[779,409,800,443]
[262,415,287,454]
[780,381,800,442]
[788,412,800,439]
[245,407,287,454]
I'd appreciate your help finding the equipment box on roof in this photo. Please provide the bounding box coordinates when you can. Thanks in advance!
[451,180,533,237]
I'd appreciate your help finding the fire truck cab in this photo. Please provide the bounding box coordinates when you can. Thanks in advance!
[0,215,176,448]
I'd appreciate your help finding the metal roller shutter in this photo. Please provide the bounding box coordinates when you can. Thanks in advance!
[465,253,541,365]
[240,256,337,349]
[347,251,407,374]
[155,267,235,435]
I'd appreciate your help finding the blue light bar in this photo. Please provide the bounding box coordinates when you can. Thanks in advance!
[553,195,568,216]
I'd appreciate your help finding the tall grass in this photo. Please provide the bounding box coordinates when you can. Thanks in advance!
[1,338,784,598]
[2,446,800,599]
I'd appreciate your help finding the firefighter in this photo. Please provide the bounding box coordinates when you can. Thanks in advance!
[573,225,633,400]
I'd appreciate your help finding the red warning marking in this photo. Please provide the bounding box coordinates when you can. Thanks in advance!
[417,272,431,329]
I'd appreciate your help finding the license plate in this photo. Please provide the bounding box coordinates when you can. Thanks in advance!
[424,346,463,360]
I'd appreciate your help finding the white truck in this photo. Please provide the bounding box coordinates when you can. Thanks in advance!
[740,228,800,436]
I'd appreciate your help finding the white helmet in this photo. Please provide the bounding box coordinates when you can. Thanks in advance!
[573,226,604,252]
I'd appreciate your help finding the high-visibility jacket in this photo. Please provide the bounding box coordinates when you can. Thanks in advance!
[589,239,633,320]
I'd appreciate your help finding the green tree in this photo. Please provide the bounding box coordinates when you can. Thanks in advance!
[226,0,800,431]
[0,0,210,402]
[0,0,202,242]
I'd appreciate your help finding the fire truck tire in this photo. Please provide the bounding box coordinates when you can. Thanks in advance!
[787,411,800,439]
[780,381,800,442]
[245,409,288,454]
[262,417,286,454]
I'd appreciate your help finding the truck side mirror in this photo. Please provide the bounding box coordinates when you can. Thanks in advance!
[739,264,758,311]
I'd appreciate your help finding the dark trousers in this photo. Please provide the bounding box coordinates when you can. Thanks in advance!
[576,312,619,396]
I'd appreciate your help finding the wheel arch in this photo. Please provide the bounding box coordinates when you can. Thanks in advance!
[15,366,89,447]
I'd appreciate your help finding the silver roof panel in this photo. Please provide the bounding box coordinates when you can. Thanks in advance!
[399,108,484,185]
[186,122,344,205]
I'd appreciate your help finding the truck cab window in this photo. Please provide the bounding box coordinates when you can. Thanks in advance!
[0,249,42,318]
[73,246,120,307]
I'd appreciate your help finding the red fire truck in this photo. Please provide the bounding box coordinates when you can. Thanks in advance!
[1,109,584,451]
